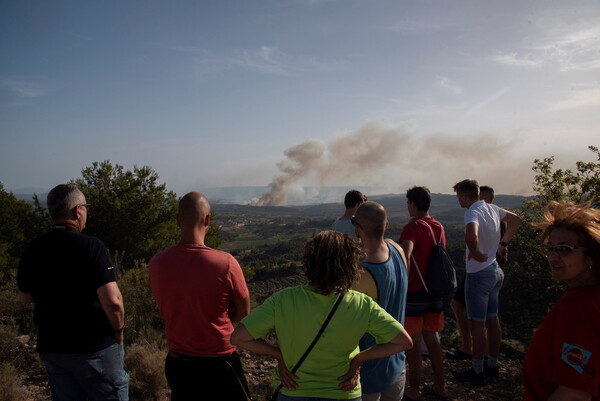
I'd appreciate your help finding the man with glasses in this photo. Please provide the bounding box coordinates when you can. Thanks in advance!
[452,179,521,386]
[352,201,409,401]
[17,183,129,401]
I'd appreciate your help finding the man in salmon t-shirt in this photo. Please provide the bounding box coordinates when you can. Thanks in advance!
[148,192,251,401]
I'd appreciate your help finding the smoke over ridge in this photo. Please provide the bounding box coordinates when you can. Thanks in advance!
[253,122,531,206]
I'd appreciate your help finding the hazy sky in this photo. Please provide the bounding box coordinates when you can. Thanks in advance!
[1,0,599,201]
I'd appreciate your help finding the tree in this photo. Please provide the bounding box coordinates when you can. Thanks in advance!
[501,145,599,343]
[0,183,49,282]
[75,162,179,267]
[527,145,599,211]
[75,161,222,268]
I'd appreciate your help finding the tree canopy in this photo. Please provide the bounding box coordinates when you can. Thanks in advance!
[502,145,599,342]
[75,161,180,267]
[75,161,221,267]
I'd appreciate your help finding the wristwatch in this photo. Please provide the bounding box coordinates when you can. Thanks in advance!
[499,241,508,247]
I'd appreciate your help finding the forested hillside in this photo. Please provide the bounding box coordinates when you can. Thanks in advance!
[0,146,597,400]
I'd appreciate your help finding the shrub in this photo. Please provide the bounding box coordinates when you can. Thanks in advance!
[118,264,163,344]
[125,340,168,401]
[0,362,27,401]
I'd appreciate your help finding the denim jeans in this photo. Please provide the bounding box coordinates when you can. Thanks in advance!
[40,343,129,401]
[465,262,504,322]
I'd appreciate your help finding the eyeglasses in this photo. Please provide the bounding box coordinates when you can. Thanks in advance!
[75,204,92,210]
[542,243,584,257]
[350,216,362,229]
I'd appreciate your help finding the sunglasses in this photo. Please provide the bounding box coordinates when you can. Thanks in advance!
[541,243,584,257]
[350,216,363,229]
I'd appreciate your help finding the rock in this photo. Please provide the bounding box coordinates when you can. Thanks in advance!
[17,335,30,345]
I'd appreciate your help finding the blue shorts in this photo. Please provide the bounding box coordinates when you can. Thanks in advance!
[465,262,504,322]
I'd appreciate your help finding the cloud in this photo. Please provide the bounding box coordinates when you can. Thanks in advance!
[437,76,464,95]
[491,52,543,68]
[541,27,600,72]
[187,45,347,78]
[0,76,50,99]
[491,25,600,72]
[548,87,600,111]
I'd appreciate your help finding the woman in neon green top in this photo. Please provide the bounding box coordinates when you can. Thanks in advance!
[231,231,413,400]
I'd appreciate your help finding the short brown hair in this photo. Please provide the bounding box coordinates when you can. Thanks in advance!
[303,231,362,295]
[344,190,367,208]
[453,179,479,200]
[537,201,600,281]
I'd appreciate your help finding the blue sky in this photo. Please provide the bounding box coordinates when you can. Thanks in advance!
[1,0,599,203]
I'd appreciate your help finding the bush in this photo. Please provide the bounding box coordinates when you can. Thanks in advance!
[0,362,27,401]
[118,264,163,344]
[125,340,169,401]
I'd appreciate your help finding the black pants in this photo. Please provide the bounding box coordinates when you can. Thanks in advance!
[165,350,250,401]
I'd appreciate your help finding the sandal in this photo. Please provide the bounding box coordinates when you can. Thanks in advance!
[423,384,450,401]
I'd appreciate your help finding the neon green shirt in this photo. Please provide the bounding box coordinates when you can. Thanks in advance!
[241,285,403,399]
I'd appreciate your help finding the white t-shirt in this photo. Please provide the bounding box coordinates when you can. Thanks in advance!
[464,200,507,273]
[331,218,356,236]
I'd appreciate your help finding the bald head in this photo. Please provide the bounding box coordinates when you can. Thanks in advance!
[354,201,387,238]
[178,192,210,230]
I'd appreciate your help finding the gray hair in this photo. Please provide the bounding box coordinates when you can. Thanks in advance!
[47,184,83,221]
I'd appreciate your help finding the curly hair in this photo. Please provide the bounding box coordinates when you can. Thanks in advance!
[302,231,363,295]
[537,200,600,280]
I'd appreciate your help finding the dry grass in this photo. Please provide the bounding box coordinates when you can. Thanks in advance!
[125,340,170,401]
[0,362,28,401]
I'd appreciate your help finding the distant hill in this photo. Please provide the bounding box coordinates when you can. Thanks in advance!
[212,192,529,235]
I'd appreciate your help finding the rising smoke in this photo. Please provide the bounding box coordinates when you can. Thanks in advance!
[253,122,530,206]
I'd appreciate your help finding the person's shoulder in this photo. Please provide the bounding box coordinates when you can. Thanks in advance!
[148,245,187,265]
[425,216,443,226]
[563,285,600,305]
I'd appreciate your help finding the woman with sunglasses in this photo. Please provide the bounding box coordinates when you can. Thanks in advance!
[231,231,413,400]
[523,201,600,401]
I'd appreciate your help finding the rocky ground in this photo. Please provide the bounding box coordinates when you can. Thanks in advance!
[19,337,525,401]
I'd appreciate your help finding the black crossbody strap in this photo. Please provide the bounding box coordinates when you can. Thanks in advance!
[273,292,344,395]
[290,292,344,374]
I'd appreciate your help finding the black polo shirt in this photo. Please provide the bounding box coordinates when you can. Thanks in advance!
[17,224,117,353]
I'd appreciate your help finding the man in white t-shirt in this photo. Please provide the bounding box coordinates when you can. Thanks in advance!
[331,190,367,236]
[452,179,521,386]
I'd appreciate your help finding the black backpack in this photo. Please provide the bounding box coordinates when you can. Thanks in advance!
[411,220,457,301]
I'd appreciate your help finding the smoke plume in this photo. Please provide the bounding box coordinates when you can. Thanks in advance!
[253,122,531,206]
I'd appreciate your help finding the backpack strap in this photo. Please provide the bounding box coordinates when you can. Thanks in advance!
[417,219,442,246]
[411,253,429,293]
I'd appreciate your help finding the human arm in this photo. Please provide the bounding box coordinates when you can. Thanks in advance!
[229,296,251,323]
[498,211,522,260]
[231,323,299,389]
[387,239,408,269]
[400,239,414,276]
[18,291,33,303]
[547,386,592,401]
[337,327,413,390]
[465,222,486,262]
[97,282,125,344]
